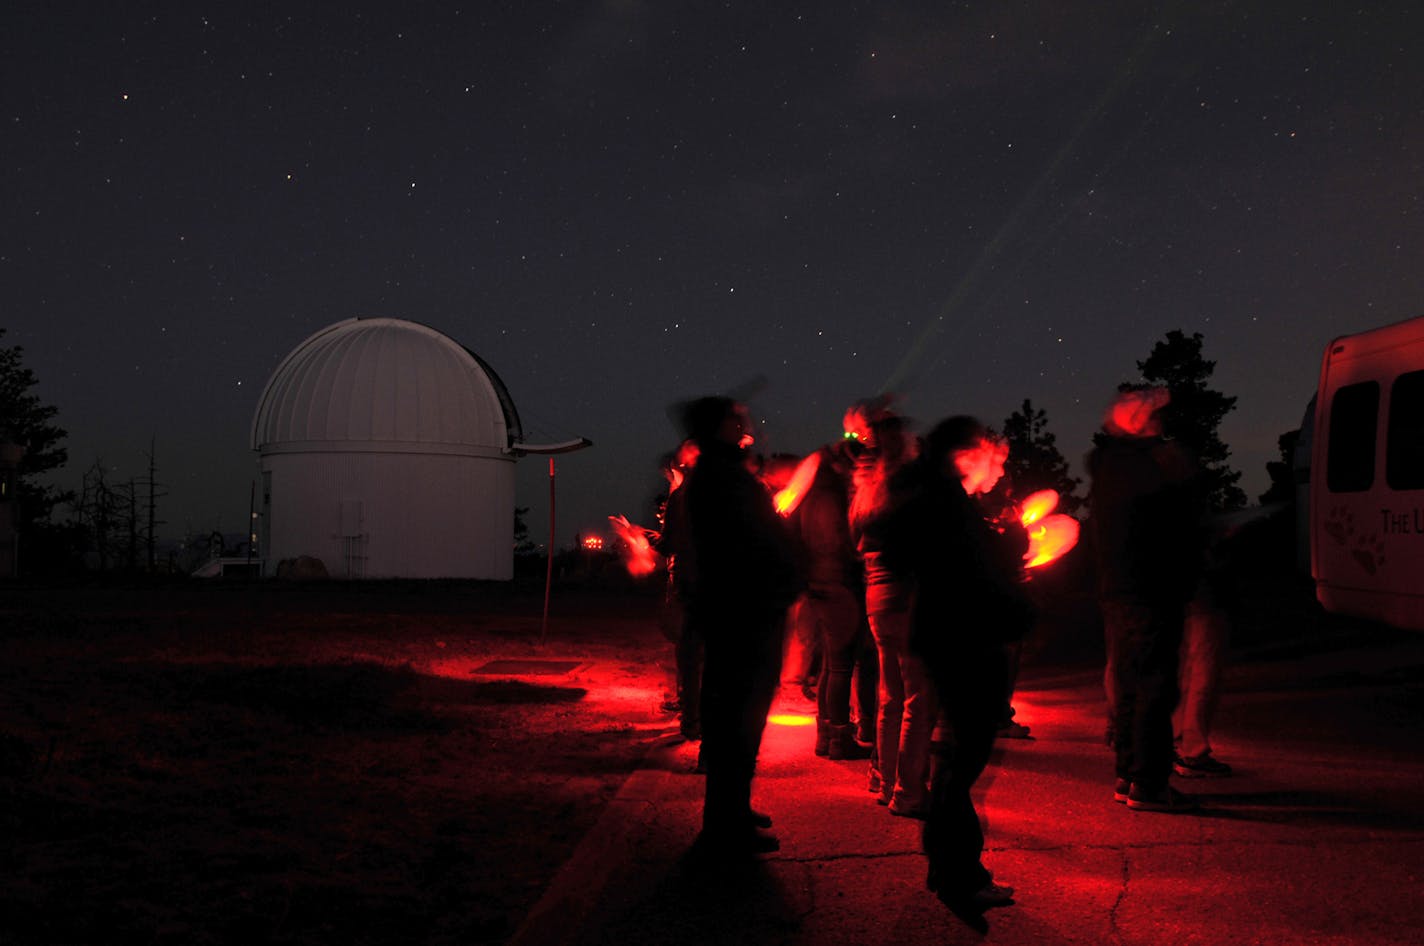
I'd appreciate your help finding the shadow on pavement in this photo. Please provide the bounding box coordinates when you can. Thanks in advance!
[1191,789,1424,829]
[581,853,802,946]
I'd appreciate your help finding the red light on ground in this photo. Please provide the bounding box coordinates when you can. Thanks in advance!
[767,713,816,727]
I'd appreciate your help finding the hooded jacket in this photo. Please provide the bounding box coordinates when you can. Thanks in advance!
[1086,433,1205,605]
[684,440,803,617]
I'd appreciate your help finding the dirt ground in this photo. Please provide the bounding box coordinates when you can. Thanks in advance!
[0,580,676,946]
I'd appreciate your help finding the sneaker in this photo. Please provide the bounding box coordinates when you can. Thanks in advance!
[867,768,883,794]
[997,721,1032,739]
[934,878,1015,910]
[971,881,1016,908]
[828,732,874,761]
[1126,783,1199,812]
[888,799,929,820]
[1174,751,1232,778]
[1112,777,1132,804]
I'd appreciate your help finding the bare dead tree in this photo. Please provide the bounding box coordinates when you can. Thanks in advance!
[77,459,137,572]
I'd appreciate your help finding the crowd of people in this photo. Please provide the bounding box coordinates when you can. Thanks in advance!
[645,387,1231,919]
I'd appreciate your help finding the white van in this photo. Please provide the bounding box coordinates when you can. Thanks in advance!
[1310,314,1424,630]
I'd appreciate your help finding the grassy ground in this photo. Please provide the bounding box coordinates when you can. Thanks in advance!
[0,580,673,946]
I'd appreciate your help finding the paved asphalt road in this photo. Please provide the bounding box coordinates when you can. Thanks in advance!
[510,620,1424,946]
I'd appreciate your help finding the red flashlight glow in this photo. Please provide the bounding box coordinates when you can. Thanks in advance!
[773,451,823,516]
[1014,490,1080,568]
[955,437,1008,496]
[607,515,660,577]
[1024,514,1080,568]
[1019,489,1059,526]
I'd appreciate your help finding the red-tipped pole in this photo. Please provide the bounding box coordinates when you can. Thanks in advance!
[541,457,555,643]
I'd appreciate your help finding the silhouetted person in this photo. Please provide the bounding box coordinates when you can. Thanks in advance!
[655,439,704,746]
[847,400,936,817]
[1173,561,1234,778]
[1088,386,1206,812]
[788,442,872,761]
[876,417,1032,915]
[1167,504,1239,778]
[971,480,1034,740]
[681,397,802,856]
[992,520,1036,740]
[761,452,820,702]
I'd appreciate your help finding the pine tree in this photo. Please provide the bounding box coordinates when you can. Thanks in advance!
[1136,329,1246,511]
[1000,398,1084,515]
[0,329,72,526]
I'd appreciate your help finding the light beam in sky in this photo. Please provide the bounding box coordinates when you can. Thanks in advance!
[881,6,1191,394]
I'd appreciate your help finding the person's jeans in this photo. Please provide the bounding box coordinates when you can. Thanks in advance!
[675,605,704,733]
[805,585,862,727]
[868,605,936,809]
[1174,600,1227,758]
[1102,597,1185,792]
[783,596,819,687]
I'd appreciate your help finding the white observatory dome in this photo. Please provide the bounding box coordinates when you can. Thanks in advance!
[250,317,522,454]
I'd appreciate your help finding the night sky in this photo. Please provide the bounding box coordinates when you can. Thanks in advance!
[5,2,1423,550]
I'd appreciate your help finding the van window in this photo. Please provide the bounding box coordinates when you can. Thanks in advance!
[1387,370,1424,490]
[1327,381,1378,492]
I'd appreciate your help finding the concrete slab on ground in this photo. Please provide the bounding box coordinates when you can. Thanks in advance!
[512,629,1424,946]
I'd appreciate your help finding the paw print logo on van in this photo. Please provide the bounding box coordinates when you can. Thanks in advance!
[1351,534,1387,576]
[1324,506,1354,547]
